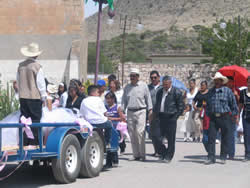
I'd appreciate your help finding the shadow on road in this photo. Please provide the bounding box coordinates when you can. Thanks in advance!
[0,164,78,188]
[178,155,207,164]
[178,159,205,164]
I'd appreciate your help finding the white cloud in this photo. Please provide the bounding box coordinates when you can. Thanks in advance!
[84,1,108,18]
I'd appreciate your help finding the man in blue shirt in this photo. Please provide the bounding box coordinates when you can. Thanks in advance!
[205,72,238,165]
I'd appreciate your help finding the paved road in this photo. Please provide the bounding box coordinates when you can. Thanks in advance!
[1,121,250,188]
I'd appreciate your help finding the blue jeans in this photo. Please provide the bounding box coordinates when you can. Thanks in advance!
[92,120,112,145]
[228,124,237,158]
[202,130,209,153]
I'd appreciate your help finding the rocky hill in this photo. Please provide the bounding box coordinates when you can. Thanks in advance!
[86,0,250,42]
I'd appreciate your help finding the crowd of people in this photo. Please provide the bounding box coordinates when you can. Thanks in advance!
[122,67,250,165]
[2,43,250,168]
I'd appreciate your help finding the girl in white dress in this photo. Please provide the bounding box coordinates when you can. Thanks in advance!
[181,79,198,142]
[58,82,68,108]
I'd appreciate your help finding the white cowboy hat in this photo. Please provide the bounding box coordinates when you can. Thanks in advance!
[130,68,140,75]
[20,43,43,57]
[212,72,228,84]
[47,84,58,94]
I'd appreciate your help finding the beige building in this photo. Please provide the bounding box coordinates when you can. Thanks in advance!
[0,0,88,86]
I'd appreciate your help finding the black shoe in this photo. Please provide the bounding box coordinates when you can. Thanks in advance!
[228,156,234,160]
[149,153,157,157]
[158,155,165,161]
[103,163,112,170]
[128,157,140,161]
[204,158,215,165]
[162,158,172,163]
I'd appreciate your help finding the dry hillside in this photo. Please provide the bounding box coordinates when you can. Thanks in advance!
[86,0,250,41]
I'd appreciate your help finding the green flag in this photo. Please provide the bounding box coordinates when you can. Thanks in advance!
[85,0,114,10]
[107,0,114,10]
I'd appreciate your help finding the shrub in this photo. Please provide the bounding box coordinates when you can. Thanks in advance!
[0,83,19,120]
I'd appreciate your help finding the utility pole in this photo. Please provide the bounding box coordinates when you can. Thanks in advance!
[121,15,128,87]
[238,15,242,66]
[119,15,143,86]
[94,1,103,84]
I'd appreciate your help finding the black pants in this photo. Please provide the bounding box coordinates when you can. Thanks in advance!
[150,118,162,154]
[158,114,177,160]
[208,114,233,160]
[243,118,250,159]
[20,98,42,146]
[106,150,119,166]
[119,139,126,153]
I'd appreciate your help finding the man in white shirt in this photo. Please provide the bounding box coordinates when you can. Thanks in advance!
[17,43,46,145]
[80,85,112,146]
[122,68,153,161]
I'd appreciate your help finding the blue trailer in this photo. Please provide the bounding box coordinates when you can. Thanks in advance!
[0,122,119,184]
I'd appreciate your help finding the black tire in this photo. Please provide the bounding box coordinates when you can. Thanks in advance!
[79,131,104,178]
[52,134,81,184]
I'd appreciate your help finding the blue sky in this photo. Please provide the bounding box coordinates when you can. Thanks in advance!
[84,1,108,18]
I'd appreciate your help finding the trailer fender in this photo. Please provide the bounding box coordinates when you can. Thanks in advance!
[46,127,84,157]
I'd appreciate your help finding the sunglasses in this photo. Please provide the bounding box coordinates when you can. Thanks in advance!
[150,76,158,80]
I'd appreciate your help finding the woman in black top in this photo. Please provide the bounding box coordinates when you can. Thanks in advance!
[192,81,209,142]
[193,81,210,109]
[66,84,84,111]
[239,76,250,161]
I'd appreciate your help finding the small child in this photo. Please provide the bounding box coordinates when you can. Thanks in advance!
[180,104,192,142]
[105,92,126,168]
[80,85,112,147]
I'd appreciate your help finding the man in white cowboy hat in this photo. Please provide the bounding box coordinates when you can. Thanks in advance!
[17,43,46,146]
[205,72,238,165]
[122,68,153,161]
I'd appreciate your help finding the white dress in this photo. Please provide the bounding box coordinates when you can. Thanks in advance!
[115,89,124,107]
[59,92,68,108]
[0,101,80,149]
[181,88,198,133]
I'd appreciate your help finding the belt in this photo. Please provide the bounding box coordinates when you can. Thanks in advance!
[212,112,229,118]
[128,108,146,112]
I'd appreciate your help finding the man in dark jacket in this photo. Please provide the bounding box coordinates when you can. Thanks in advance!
[148,70,162,156]
[153,76,184,163]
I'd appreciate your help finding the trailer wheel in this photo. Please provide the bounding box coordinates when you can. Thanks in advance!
[79,131,104,178]
[52,134,81,184]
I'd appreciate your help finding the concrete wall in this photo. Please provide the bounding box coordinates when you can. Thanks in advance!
[0,59,79,87]
[0,0,88,85]
[0,0,83,35]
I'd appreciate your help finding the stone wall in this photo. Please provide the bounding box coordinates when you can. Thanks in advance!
[117,62,219,87]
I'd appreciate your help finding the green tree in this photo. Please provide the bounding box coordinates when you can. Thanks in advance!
[87,45,113,74]
[198,17,250,67]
